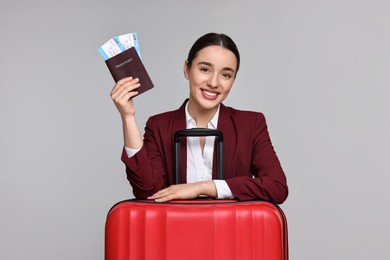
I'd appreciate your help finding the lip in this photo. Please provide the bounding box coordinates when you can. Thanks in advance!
[201,89,220,100]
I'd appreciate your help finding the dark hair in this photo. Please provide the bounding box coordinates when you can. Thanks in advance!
[186,33,240,76]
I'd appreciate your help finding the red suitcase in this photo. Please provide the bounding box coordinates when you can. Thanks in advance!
[105,129,288,260]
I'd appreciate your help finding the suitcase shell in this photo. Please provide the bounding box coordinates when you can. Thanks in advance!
[105,199,288,260]
[106,129,288,259]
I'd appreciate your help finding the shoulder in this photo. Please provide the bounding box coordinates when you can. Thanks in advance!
[219,104,268,139]
[148,106,182,123]
[222,104,266,122]
[145,100,186,131]
[149,109,178,121]
[146,110,178,133]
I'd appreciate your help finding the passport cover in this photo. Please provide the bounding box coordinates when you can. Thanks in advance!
[105,47,154,96]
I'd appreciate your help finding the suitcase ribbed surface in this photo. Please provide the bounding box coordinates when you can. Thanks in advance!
[105,200,288,260]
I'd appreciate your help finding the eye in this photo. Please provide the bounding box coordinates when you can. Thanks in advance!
[200,67,210,73]
[222,73,233,79]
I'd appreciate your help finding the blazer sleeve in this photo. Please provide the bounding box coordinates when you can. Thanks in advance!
[225,113,288,203]
[120,116,167,199]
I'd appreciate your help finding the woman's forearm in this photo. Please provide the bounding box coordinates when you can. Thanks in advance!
[122,115,143,149]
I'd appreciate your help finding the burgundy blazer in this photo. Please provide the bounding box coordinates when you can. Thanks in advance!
[121,100,288,203]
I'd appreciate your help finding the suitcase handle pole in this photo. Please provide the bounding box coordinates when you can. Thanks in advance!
[174,128,224,184]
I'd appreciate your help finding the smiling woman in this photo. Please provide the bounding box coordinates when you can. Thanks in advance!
[110,33,288,203]
[185,46,236,123]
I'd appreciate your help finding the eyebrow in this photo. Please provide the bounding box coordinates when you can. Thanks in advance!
[197,61,236,73]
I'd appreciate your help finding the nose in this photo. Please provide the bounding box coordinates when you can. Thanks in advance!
[207,73,219,88]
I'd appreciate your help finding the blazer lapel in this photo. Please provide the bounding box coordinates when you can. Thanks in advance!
[172,100,188,184]
[213,103,231,180]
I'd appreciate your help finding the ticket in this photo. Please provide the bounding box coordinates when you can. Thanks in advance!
[116,34,134,50]
[98,32,142,61]
[116,32,142,59]
[98,38,123,61]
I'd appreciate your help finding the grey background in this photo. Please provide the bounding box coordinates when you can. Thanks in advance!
[1,0,389,259]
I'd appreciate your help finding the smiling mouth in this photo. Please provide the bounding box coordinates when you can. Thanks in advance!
[202,89,219,97]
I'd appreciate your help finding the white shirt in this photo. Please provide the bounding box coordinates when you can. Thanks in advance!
[184,103,233,198]
[124,104,233,199]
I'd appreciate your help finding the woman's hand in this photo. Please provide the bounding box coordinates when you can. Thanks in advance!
[148,181,217,202]
[110,77,140,119]
[110,77,143,149]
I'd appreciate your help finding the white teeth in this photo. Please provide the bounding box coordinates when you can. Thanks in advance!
[203,90,217,96]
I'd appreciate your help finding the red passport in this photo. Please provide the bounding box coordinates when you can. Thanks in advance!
[105,47,154,96]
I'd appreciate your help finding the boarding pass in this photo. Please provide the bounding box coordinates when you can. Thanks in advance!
[98,32,142,61]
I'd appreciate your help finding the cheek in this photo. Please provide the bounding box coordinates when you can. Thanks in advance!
[188,76,200,94]
[189,72,206,87]
[222,81,234,93]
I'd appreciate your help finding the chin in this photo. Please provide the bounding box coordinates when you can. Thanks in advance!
[199,98,222,110]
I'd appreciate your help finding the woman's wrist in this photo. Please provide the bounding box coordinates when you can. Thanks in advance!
[121,113,136,122]
[198,181,217,198]
[122,114,143,149]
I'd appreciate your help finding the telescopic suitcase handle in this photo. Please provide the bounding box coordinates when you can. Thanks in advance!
[174,128,224,184]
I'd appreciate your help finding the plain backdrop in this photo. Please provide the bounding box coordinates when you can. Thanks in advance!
[1,0,389,259]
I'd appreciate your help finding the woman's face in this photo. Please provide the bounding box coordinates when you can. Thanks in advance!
[184,45,237,113]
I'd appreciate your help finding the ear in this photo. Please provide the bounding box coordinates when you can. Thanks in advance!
[183,60,189,80]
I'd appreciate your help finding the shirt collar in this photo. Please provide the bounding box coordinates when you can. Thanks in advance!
[185,102,220,129]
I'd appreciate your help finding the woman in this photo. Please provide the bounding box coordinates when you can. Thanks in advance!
[110,33,288,203]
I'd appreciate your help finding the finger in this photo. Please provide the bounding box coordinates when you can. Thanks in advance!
[148,186,174,199]
[148,190,168,200]
[155,195,175,203]
[116,76,134,85]
[111,82,140,102]
[123,90,139,101]
[113,92,138,109]
[110,77,139,95]
[110,77,132,94]
[117,82,141,98]
[150,191,177,202]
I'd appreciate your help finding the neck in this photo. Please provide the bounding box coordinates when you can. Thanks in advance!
[187,100,218,128]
